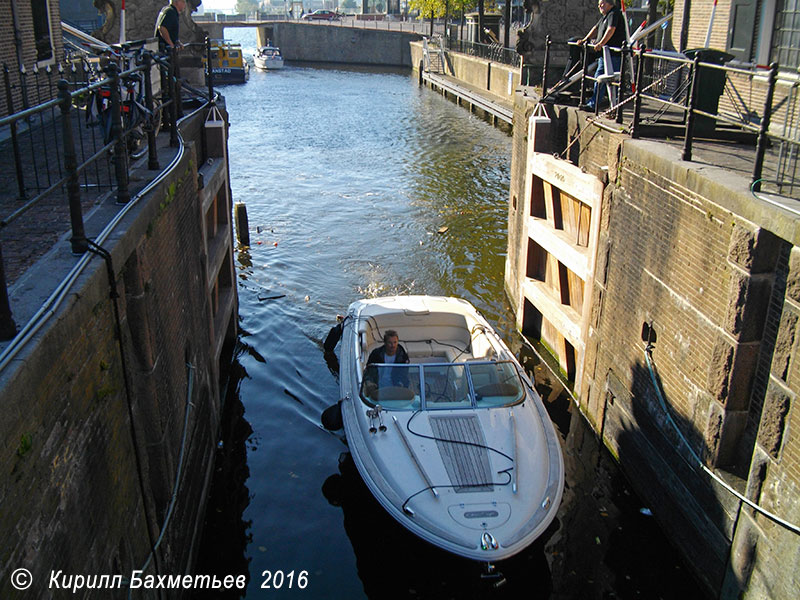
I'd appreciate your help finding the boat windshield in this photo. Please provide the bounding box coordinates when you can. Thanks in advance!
[360,361,525,410]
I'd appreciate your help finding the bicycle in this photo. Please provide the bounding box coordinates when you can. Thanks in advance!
[78,42,163,162]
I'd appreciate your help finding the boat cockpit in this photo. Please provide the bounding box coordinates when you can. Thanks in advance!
[354,306,527,411]
[360,360,526,410]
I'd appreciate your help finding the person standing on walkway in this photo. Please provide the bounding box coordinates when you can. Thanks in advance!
[577,0,626,111]
[155,0,186,51]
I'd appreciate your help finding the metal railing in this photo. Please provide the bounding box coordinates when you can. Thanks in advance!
[444,37,521,69]
[540,42,800,200]
[0,39,216,340]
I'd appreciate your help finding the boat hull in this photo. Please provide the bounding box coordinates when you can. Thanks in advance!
[338,296,564,562]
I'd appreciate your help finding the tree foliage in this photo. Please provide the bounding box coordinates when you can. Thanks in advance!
[408,0,475,18]
[235,0,260,14]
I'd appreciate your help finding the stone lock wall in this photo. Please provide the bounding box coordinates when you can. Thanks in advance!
[506,93,800,598]
[0,106,237,597]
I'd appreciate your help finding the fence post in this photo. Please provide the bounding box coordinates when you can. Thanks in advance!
[105,62,131,204]
[57,79,88,253]
[616,44,628,124]
[142,52,160,170]
[3,65,27,200]
[751,62,779,193]
[168,49,179,147]
[682,54,700,162]
[205,35,215,105]
[173,47,184,119]
[0,243,17,341]
[631,47,645,138]
[542,35,551,96]
[579,44,589,106]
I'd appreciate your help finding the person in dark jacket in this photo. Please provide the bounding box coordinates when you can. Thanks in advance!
[155,0,185,51]
[365,330,410,390]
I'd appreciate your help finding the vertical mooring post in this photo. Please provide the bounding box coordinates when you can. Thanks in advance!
[58,79,88,253]
[751,62,779,193]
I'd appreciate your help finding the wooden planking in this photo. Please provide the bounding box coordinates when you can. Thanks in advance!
[527,217,590,280]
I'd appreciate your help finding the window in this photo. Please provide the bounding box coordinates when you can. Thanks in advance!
[772,0,800,68]
[31,0,53,63]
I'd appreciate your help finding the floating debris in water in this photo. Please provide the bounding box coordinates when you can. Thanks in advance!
[437,226,449,234]
[640,508,653,516]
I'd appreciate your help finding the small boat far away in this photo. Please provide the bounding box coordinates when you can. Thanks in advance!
[329,295,564,563]
[253,45,284,70]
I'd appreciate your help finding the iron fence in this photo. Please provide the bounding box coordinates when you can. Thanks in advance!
[540,42,800,199]
[444,37,521,69]
[0,39,215,341]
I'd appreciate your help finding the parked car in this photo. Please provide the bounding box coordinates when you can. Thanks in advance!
[302,9,341,21]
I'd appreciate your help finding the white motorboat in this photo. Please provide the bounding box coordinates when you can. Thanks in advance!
[253,45,284,70]
[335,295,564,562]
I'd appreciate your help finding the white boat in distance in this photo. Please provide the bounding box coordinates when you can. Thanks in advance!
[253,45,284,70]
[337,296,564,561]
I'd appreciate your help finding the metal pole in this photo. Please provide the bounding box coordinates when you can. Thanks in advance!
[542,35,551,96]
[168,49,179,147]
[105,62,131,204]
[57,79,88,253]
[632,47,645,139]
[3,65,27,200]
[142,53,159,170]
[752,63,779,192]
[616,44,628,124]
[682,55,700,162]
[0,243,16,341]
[173,47,184,119]
[205,35,215,105]
[579,44,589,106]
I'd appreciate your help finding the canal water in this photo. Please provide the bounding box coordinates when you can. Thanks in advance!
[194,29,708,600]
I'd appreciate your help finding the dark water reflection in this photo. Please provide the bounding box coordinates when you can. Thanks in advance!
[194,28,706,600]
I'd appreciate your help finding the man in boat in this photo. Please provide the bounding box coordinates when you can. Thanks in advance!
[364,330,410,391]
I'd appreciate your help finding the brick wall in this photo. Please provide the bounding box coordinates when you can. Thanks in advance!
[507,94,800,598]
[0,0,64,118]
[0,107,237,597]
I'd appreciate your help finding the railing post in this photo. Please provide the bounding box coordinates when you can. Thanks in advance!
[616,43,628,124]
[541,35,551,96]
[105,62,131,204]
[173,47,184,119]
[579,43,589,106]
[142,52,160,170]
[205,35,215,105]
[632,47,645,139]
[0,243,17,341]
[57,79,88,253]
[751,62,779,193]
[168,49,179,147]
[682,55,700,162]
[4,65,27,200]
